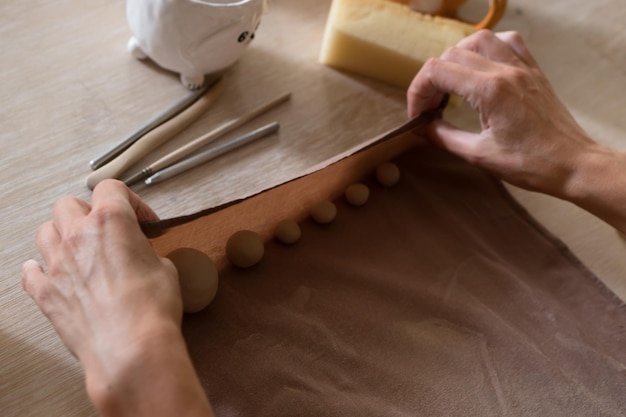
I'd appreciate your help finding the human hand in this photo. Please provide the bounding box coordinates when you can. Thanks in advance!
[21,180,188,413]
[407,30,598,197]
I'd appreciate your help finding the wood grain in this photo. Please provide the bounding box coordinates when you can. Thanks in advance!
[1,0,625,416]
[141,91,292,181]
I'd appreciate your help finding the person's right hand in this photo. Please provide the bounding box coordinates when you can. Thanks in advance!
[407,30,599,198]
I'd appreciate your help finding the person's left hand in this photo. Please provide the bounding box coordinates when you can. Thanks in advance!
[21,180,183,392]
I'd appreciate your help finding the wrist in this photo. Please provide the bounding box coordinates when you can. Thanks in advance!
[84,320,180,414]
[559,143,626,233]
[561,143,617,201]
[84,321,212,417]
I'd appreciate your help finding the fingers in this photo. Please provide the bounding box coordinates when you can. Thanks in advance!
[91,179,160,224]
[456,30,538,70]
[127,188,161,223]
[439,45,497,73]
[455,29,524,66]
[29,180,159,284]
[407,30,537,118]
[425,119,482,162]
[407,58,484,118]
[457,30,539,70]
[21,259,48,304]
[52,197,91,236]
[35,221,61,267]
[21,259,78,359]
[494,31,539,68]
[48,180,159,237]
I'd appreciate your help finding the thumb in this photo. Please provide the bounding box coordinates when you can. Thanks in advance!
[425,119,481,162]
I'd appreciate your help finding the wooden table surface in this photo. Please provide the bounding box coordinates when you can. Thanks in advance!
[1,0,624,415]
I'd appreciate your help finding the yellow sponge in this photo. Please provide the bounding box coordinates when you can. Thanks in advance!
[319,0,474,89]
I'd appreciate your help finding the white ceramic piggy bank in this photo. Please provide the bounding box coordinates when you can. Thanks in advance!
[126,0,267,90]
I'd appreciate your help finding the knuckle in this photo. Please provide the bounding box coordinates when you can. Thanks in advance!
[500,30,524,47]
[410,57,441,93]
[473,28,493,42]
[440,46,457,60]
[52,196,81,213]
[460,29,491,49]
[94,178,126,195]
[512,66,529,81]
[484,68,528,101]
[508,31,523,44]
[90,205,126,226]
[64,227,85,247]
[507,67,532,89]
[422,57,442,76]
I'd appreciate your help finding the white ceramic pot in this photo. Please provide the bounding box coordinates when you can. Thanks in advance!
[126,0,267,89]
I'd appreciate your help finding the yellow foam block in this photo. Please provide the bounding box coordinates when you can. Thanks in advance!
[319,0,474,89]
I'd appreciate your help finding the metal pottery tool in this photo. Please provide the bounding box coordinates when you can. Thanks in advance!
[124,91,291,186]
[85,76,224,190]
[89,80,216,170]
[143,121,280,185]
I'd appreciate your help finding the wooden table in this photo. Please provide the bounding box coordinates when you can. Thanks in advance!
[1,0,624,415]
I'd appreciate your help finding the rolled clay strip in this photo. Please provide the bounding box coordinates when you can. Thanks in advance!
[226,230,265,268]
[85,77,225,189]
[166,247,219,314]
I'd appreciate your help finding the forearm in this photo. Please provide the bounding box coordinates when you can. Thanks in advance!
[558,142,626,234]
[85,322,214,417]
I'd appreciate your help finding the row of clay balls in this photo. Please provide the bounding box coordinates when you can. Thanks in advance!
[167,162,401,314]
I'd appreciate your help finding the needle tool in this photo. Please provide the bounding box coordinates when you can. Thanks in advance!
[124,91,291,186]
[89,78,215,170]
[85,76,224,190]
[144,121,280,185]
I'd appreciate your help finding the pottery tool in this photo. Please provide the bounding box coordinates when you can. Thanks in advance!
[89,81,215,170]
[143,121,280,185]
[140,94,449,239]
[124,91,291,186]
[85,76,224,190]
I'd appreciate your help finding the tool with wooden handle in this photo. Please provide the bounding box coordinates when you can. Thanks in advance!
[85,76,224,190]
[88,81,215,170]
[124,91,291,186]
[144,121,280,185]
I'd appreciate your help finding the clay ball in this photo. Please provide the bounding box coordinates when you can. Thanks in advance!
[345,183,370,206]
[166,248,218,314]
[226,230,264,268]
[376,162,401,187]
[275,219,301,245]
[311,200,337,224]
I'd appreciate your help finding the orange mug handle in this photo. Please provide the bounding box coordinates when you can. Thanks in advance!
[388,0,507,30]
[474,0,507,30]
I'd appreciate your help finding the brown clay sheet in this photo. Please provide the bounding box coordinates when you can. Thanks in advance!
[179,146,626,416]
